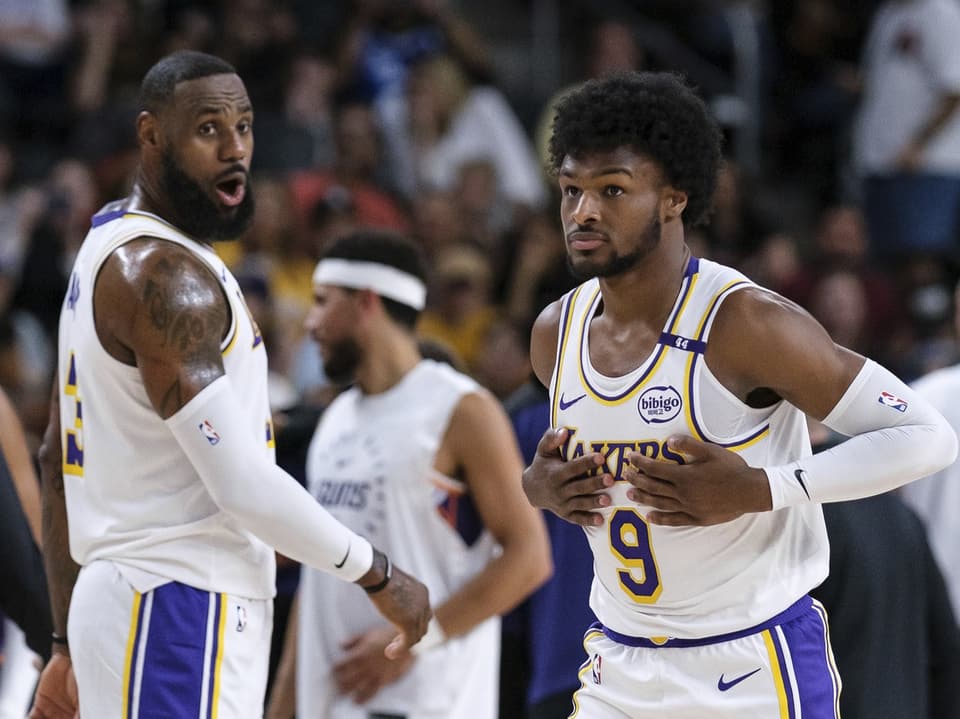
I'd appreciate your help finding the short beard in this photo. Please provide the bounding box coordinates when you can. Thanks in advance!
[160,150,255,242]
[567,217,661,281]
[322,335,363,385]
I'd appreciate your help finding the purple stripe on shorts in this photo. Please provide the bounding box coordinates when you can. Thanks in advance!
[778,602,840,718]
[136,582,211,718]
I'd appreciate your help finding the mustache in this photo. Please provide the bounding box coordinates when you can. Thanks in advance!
[214,165,248,182]
[569,225,608,237]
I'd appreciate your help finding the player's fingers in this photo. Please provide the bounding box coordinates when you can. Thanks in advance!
[29,701,70,719]
[622,466,676,494]
[352,678,380,705]
[625,452,679,481]
[332,659,363,691]
[339,634,363,651]
[384,632,407,660]
[560,509,605,527]
[559,451,606,480]
[562,493,610,515]
[664,434,708,460]
[646,510,698,527]
[627,487,683,511]
[563,472,614,499]
[534,426,568,457]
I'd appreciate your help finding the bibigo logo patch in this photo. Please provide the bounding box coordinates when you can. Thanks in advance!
[637,386,683,424]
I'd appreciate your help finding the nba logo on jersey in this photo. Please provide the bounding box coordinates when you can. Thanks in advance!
[199,420,221,445]
[637,386,683,424]
[591,654,602,685]
[878,391,908,413]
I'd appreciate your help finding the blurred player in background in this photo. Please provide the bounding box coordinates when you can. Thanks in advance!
[267,230,551,719]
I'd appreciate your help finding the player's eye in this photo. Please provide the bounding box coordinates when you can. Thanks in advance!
[198,122,217,136]
[237,119,252,134]
[603,185,624,197]
[562,185,581,198]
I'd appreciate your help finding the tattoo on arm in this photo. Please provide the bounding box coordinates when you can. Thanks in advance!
[127,246,229,418]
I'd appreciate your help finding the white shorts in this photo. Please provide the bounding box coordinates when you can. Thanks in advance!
[68,560,272,718]
[569,596,841,719]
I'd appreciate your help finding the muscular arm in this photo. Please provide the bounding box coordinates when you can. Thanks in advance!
[96,239,428,646]
[625,287,957,524]
[705,287,863,417]
[529,299,562,389]
[432,390,552,639]
[37,380,79,646]
[96,238,229,418]
[28,379,80,719]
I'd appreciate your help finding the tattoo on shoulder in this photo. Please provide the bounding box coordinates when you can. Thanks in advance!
[138,250,229,416]
[141,254,227,355]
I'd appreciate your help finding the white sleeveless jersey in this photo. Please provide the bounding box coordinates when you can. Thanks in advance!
[297,360,500,718]
[57,204,276,599]
[551,257,828,639]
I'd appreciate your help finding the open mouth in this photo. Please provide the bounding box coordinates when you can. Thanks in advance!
[215,176,246,208]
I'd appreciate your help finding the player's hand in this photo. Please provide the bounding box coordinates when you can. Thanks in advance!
[333,625,415,704]
[623,435,772,526]
[29,651,79,719]
[366,565,431,659]
[521,427,614,527]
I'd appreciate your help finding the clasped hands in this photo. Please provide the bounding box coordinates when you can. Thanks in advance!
[521,428,773,527]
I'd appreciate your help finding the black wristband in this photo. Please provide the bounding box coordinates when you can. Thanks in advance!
[363,554,392,594]
[51,632,69,648]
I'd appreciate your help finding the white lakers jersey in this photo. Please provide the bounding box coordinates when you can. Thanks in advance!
[57,204,276,599]
[551,257,829,639]
[297,359,500,718]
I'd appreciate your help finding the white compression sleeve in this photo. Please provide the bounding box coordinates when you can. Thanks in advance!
[765,359,958,509]
[166,376,373,581]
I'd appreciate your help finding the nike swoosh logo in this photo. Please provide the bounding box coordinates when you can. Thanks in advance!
[558,393,587,410]
[717,667,761,692]
[794,468,811,500]
[334,543,350,569]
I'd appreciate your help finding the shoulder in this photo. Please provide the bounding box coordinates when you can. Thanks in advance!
[96,237,229,343]
[529,297,564,387]
[710,285,816,347]
[706,285,847,400]
[447,384,511,440]
[103,237,222,296]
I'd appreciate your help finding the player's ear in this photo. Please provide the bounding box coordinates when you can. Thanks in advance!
[661,189,687,221]
[136,111,161,151]
[356,288,381,315]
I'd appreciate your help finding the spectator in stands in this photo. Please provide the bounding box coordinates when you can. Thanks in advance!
[853,0,960,262]
[402,54,547,215]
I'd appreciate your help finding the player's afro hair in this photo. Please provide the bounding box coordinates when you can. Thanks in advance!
[548,71,722,228]
[138,51,237,114]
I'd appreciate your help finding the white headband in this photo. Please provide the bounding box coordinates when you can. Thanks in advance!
[312,258,427,311]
